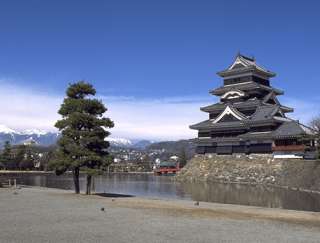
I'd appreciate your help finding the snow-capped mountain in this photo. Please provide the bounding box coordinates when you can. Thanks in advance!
[0,125,154,149]
[0,125,60,147]
[107,137,133,147]
[0,124,17,134]
[107,137,154,149]
[21,129,48,136]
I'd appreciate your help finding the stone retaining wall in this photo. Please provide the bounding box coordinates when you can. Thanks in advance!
[176,154,320,191]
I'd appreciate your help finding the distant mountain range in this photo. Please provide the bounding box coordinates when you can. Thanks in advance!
[0,125,59,147]
[107,137,154,149]
[0,124,155,149]
[0,124,196,159]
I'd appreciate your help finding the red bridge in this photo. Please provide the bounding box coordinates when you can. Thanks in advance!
[154,162,180,175]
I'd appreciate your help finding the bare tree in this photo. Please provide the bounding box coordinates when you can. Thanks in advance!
[310,116,320,159]
[310,116,320,134]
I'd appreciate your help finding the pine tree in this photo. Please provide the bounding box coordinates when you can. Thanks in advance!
[50,81,114,194]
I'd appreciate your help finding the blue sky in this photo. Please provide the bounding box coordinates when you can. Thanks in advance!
[0,0,319,140]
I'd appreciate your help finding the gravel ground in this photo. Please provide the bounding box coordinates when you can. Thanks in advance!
[0,187,320,243]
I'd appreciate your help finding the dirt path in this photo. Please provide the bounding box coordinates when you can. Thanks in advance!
[1,187,320,243]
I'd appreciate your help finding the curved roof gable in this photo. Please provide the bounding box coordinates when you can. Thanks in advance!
[221,89,245,99]
[213,106,246,123]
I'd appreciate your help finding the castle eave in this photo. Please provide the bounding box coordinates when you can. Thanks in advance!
[217,67,276,78]
[210,82,284,96]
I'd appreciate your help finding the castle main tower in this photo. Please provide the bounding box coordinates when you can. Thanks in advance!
[190,54,316,157]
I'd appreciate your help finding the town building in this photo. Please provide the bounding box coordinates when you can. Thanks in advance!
[190,54,317,158]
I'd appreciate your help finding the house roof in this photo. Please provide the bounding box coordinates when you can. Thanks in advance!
[273,121,317,138]
[159,161,177,167]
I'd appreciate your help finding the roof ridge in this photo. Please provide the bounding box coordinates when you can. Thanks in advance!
[217,53,276,77]
[239,54,255,62]
[228,105,247,119]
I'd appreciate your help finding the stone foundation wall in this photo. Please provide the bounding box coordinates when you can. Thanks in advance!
[176,154,320,192]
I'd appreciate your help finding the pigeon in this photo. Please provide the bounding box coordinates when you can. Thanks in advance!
[100,207,105,212]
[111,198,115,202]
[194,201,199,206]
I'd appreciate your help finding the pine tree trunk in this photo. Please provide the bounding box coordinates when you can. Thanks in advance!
[73,167,80,194]
[86,174,92,195]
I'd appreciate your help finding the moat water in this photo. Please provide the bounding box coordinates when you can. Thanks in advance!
[2,172,320,212]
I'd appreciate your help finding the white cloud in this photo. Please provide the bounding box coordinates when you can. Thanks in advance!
[0,80,318,140]
[103,96,211,140]
[0,80,212,140]
[0,81,62,132]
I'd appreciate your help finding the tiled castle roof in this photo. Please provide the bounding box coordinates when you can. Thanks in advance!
[217,54,276,78]
[211,82,283,96]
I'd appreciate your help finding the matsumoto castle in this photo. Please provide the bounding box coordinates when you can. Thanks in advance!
[190,54,317,159]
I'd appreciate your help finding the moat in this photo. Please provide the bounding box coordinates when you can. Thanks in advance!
[2,172,320,212]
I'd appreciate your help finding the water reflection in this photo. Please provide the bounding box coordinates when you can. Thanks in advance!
[2,173,320,212]
[180,182,320,211]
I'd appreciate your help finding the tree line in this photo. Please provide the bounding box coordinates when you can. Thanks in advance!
[0,142,54,171]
